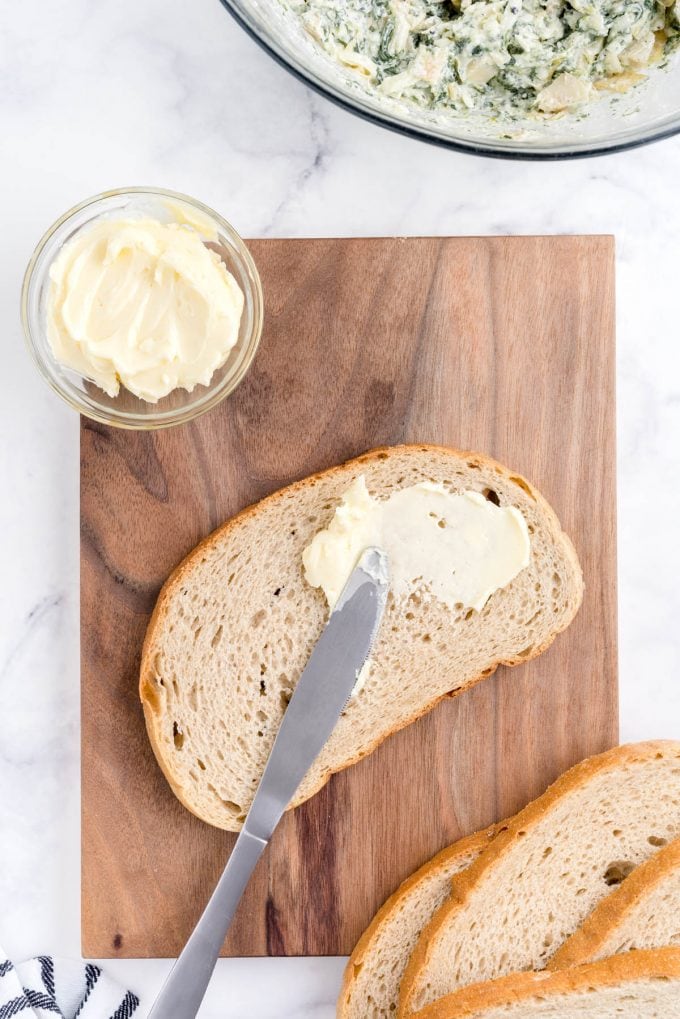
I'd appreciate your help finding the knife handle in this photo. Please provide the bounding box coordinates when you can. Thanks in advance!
[148,829,268,1019]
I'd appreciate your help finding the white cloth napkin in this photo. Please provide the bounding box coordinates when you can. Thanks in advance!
[0,950,139,1019]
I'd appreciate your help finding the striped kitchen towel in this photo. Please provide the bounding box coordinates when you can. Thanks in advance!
[0,950,139,1019]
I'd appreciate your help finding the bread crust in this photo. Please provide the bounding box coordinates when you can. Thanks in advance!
[140,444,584,829]
[548,836,680,969]
[399,741,680,1016]
[337,825,502,1019]
[409,948,680,1018]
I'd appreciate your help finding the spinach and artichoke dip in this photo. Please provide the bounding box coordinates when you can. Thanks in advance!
[282,0,679,121]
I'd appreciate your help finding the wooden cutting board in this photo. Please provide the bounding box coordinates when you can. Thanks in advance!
[81,236,618,958]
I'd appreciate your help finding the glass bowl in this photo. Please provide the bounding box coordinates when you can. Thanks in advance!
[22,188,264,429]
[221,0,680,159]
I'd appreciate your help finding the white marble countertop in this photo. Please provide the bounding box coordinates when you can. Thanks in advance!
[3,1,680,1015]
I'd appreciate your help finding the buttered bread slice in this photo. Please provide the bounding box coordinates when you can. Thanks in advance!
[140,445,582,831]
[409,949,680,1019]
[400,742,680,1015]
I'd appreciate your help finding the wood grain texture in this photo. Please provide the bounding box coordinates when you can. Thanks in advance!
[81,236,618,958]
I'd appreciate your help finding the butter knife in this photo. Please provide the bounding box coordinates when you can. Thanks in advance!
[148,546,389,1019]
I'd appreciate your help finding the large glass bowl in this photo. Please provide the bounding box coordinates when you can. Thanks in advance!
[221,0,680,158]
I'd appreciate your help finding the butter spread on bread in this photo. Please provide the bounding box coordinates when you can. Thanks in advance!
[303,475,530,611]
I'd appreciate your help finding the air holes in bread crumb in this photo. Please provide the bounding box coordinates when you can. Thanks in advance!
[219,796,242,815]
[604,861,635,886]
[173,722,184,750]
[649,835,668,847]
[197,759,206,771]
[483,488,501,506]
[259,679,266,696]
[211,625,223,648]
[252,610,266,628]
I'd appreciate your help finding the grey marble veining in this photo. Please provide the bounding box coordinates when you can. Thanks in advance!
[2,0,680,1015]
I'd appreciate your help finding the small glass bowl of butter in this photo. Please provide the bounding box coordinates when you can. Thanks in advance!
[22,187,264,429]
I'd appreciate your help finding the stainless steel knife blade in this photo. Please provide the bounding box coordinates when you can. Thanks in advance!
[148,546,389,1019]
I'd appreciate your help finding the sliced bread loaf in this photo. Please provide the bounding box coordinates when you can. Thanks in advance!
[140,445,582,831]
[338,825,501,1019]
[549,836,680,968]
[400,741,680,1015]
[409,949,680,1018]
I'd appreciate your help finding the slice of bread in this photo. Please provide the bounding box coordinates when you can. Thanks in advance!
[140,444,583,831]
[409,949,680,1018]
[338,825,501,1019]
[400,741,680,1015]
[549,836,680,968]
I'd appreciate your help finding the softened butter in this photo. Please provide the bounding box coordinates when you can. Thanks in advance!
[303,476,530,611]
[46,216,244,402]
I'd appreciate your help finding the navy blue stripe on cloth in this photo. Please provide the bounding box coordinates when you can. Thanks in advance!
[37,957,55,999]
[111,991,140,1019]
[0,994,29,1019]
[0,994,28,1019]
[0,963,13,979]
[73,964,101,1018]
[25,990,60,1014]
[0,989,60,1018]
